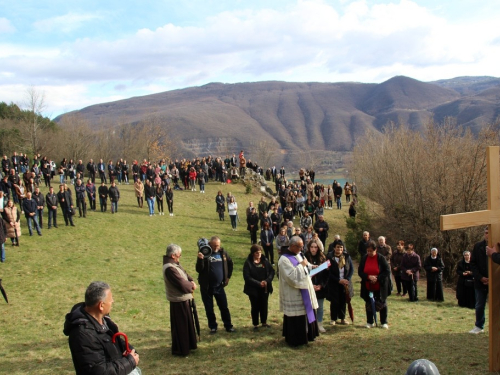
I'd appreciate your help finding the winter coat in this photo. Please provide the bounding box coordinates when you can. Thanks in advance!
[358,253,391,301]
[326,252,354,301]
[400,252,421,281]
[243,253,274,297]
[63,303,137,375]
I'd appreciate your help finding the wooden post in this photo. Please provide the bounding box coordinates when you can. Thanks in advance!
[440,146,500,371]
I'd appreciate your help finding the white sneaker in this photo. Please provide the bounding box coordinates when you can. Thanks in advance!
[340,319,350,325]
[469,326,484,334]
[381,324,389,329]
[318,322,326,333]
[365,323,375,328]
[330,320,336,326]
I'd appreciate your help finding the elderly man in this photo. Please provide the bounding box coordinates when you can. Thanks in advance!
[196,236,235,334]
[358,231,371,258]
[163,243,198,356]
[278,236,319,346]
[64,281,140,375]
[377,236,392,268]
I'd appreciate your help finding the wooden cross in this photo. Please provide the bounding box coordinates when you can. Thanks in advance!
[440,146,500,371]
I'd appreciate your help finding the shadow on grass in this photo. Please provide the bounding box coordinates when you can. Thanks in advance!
[1,328,489,375]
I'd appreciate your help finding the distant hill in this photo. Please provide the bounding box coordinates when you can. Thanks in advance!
[56,75,500,169]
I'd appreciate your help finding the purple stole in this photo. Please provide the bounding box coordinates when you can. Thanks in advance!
[282,253,316,323]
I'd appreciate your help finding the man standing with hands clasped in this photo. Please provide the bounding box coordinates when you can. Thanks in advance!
[196,236,235,334]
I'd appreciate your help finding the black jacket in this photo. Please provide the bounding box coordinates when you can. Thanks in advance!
[243,253,274,297]
[358,253,391,301]
[196,249,233,291]
[46,192,58,208]
[326,252,354,301]
[63,302,137,375]
[57,190,73,208]
[108,186,120,202]
[470,239,488,290]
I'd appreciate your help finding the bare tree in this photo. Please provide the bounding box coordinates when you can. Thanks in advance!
[352,118,500,280]
[56,113,97,162]
[22,86,47,154]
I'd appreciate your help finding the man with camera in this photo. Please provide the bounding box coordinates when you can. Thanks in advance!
[196,236,235,334]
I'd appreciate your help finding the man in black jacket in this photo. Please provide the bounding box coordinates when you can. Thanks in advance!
[196,236,235,333]
[57,184,75,226]
[46,186,58,228]
[469,227,489,334]
[75,179,87,218]
[108,182,120,214]
[86,159,96,183]
[23,191,42,236]
[64,281,140,375]
[98,182,108,212]
[32,187,45,229]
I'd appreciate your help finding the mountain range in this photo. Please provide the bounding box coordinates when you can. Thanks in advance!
[57,75,500,169]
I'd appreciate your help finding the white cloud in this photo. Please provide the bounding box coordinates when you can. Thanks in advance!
[33,12,101,33]
[1,0,500,115]
[0,17,15,33]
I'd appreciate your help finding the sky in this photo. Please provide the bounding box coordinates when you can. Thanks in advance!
[1,0,499,118]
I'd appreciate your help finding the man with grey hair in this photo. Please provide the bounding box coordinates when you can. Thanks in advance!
[377,236,392,266]
[163,243,198,356]
[358,231,370,258]
[64,281,140,375]
[196,236,234,334]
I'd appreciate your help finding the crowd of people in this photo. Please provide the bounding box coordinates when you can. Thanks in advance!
[1,149,493,374]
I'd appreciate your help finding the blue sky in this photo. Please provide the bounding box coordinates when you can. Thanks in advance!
[1,0,499,118]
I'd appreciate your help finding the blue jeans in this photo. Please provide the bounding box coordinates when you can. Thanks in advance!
[111,201,118,213]
[474,287,488,329]
[59,174,65,184]
[147,197,155,215]
[26,215,41,235]
[317,298,324,323]
[336,197,342,209]
[48,208,57,227]
[1,242,5,262]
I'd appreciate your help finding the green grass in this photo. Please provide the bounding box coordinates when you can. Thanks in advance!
[0,180,492,374]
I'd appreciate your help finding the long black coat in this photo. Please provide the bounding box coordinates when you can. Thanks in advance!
[424,256,444,281]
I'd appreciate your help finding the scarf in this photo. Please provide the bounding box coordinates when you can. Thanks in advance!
[282,253,316,324]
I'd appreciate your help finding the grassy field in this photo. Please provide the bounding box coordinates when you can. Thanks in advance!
[0,180,492,374]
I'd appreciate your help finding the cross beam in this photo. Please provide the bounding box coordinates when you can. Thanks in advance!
[440,146,500,371]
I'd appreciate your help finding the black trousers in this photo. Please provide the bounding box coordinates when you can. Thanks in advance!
[330,283,347,321]
[249,293,269,326]
[200,286,232,330]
